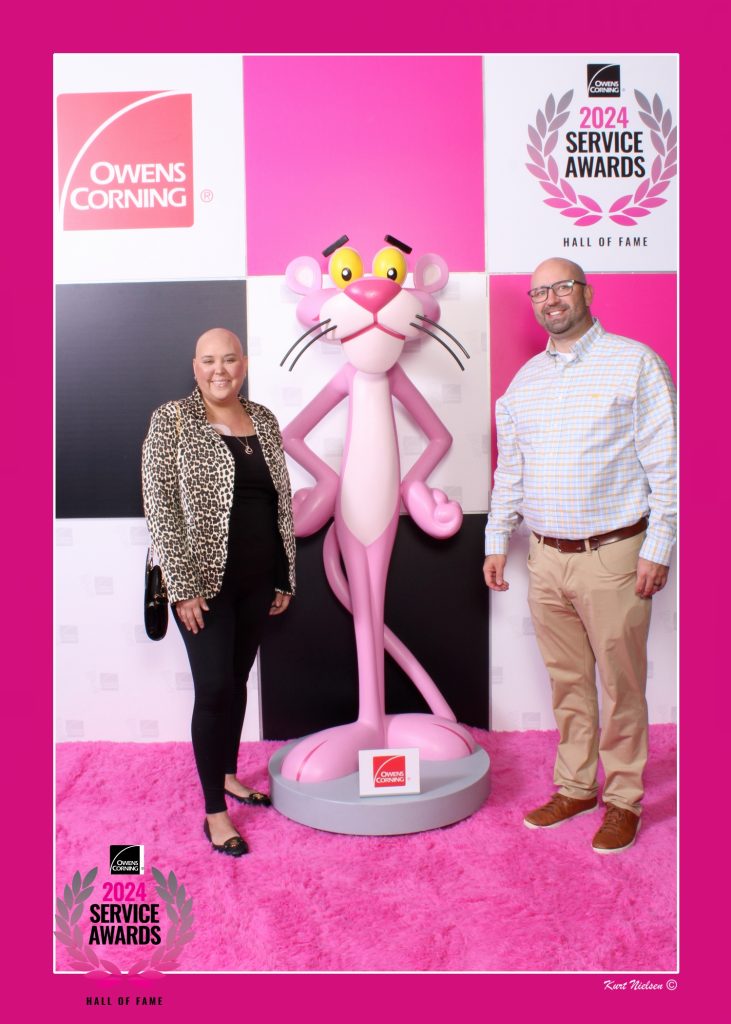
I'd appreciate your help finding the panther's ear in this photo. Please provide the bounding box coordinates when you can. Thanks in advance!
[286,256,322,295]
[413,253,449,293]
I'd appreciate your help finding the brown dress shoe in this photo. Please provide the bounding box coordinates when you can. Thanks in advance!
[592,803,641,854]
[523,792,598,829]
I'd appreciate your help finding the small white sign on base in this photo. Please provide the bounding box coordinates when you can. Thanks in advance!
[358,748,421,797]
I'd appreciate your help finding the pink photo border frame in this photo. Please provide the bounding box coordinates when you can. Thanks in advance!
[8,7,719,1016]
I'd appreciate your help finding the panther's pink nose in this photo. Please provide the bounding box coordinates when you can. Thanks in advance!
[346,278,401,314]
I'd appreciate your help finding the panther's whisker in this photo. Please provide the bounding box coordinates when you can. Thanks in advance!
[288,325,337,371]
[409,323,465,371]
[415,314,470,359]
[280,319,332,367]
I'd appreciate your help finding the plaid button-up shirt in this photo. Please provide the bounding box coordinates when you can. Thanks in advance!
[485,319,677,565]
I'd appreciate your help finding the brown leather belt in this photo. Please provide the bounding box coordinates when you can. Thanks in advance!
[533,517,647,554]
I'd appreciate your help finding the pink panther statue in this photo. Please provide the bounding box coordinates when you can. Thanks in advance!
[280,234,475,783]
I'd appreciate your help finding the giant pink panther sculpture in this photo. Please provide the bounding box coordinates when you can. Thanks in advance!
[280,235,475,783]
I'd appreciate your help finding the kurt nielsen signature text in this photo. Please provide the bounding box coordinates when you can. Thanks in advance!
[604,979,674,991]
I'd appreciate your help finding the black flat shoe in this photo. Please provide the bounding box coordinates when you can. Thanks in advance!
[224,788,271,807]
[203,819,249,856]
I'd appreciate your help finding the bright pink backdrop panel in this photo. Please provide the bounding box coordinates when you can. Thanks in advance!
[489,273,677,469]
[243,56,485,275]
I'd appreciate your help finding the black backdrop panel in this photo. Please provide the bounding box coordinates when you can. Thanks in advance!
[260,513,489,738]
[56,280,247,518]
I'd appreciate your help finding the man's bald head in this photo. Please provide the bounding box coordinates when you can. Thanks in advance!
[531,257,587,291]
[529,257,594,348]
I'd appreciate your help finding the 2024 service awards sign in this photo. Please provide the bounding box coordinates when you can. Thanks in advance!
[484,54,677,273]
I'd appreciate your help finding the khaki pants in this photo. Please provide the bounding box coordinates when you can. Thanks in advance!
[527,531,651,815]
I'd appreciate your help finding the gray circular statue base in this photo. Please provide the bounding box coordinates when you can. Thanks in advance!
[269,743,491,836]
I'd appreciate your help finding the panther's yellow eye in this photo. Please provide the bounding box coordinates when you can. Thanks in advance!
[328,247,363,289]
[373,247,407,285]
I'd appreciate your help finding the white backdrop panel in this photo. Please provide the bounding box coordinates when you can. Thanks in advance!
[484,53,678,273]
[55,519,261,743]
[54,53,246,284]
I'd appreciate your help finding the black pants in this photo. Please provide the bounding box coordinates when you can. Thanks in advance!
[176,570,273,814]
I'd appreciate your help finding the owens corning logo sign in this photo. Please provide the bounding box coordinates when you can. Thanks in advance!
[109,845,144,874]
[372,755,406,788]
[57,92,194,230]
[587,64,621,97]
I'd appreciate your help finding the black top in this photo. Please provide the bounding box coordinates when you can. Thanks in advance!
[220,434,288,591]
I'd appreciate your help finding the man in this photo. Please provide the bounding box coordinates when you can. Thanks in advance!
[484,257,676,854]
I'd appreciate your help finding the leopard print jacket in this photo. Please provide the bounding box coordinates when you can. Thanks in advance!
[142,387,295,603]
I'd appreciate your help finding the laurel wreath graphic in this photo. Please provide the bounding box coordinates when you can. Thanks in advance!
[526,90,677,227]
[54,866,194,977]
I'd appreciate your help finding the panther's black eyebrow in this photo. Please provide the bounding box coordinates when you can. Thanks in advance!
[384,234,412,255]
[322,235,349,257]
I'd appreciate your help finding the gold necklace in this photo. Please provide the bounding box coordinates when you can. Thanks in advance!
[234,434,254,455]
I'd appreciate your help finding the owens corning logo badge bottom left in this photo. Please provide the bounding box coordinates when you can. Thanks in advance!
[110,845,144,874]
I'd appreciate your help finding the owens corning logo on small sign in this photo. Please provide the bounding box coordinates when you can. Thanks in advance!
[57,92,194,231]
[372,755,406,788]
[587,64,621,97]
[109,845,144,874]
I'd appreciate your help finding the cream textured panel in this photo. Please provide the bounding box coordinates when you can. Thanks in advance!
[55,519,261,742]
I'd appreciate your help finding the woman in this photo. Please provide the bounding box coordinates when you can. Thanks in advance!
[142,328,295,857]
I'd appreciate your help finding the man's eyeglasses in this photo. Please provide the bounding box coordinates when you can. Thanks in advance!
[527,279,587,303]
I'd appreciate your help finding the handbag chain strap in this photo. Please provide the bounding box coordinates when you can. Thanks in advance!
[148,401,183,568]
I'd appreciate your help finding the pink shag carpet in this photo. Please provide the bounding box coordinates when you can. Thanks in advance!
[55,725,676,972]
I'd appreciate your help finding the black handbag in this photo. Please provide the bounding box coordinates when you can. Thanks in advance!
[144,546,168,641]
[143,402,180,641]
